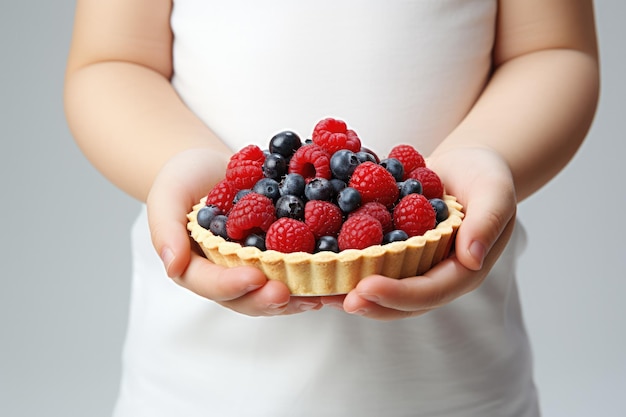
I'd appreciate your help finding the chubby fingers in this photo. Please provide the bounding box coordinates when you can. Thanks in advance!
[343,215,517,320]
[175,253,322,316]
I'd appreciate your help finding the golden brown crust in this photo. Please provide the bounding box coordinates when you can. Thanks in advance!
[188,195,464,295]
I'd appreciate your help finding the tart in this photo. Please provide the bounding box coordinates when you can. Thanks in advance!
[188,194,463,295]
[186,118,464,295]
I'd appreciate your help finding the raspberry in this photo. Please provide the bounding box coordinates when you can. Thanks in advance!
[348,161,399,208]
[393,194,436,237]
[388,145,426,180]
[226,193,276,240]
[228,144,266,166]
[304,200,343,239]
[349,202,393,234]
[206,179,238,213]
[338,214,383,251]
[407,166,444,200]
[266,218,315,254]
[288,144,331,182]
[312,118,361,154]
[225,161,265,190]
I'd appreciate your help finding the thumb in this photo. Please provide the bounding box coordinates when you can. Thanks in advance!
[147,176,194,279]
[454,186,516,271]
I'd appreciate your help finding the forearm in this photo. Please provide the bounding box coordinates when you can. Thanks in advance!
[432,47,600,202]
[64,61,231,201]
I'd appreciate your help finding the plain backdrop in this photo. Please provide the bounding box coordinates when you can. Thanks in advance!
[1,2,624,417]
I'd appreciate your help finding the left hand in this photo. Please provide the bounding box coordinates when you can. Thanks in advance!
[322,146,517,320]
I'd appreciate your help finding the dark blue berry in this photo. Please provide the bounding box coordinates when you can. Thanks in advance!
[359,147,380,163]
[400,179,423,197]
[304,178,334,201]
[430,198,449,224]
[382,230,409,244]
[355,151,378,164]
[209,214,229,240]
[380,158,405,182]
[275,194,305,220]
[280,173,306,197]
[269,130,302,158]
[244,234,266,251]
[329,178,347,195]
[262,153,287,180]
[330,149,360,181]
[252,178,281,202]
[197,205,222,230]
[315,236,339,253]
[233,189,252,205]
[337,187,361,213]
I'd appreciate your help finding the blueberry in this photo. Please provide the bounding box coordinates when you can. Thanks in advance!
[233,189,252,205]
[355,151,377,164]
[337,187,361,213]
[430,198,449,224]
[209,214,229,240]
[262,153,287,180]
[382,230,409,244]
[196,205,222,230]
[304,178,334,201]
[280,173,306,197]
[269,130,302,158]
[359,147,380,163]
[400,179,423,197]
[252,178,281,202]
[275,194,305,220]
[244,234,266,251]
[329,178,347,195]
[315,236,339,253]
[380,158,405,182]
[330,149,360,181]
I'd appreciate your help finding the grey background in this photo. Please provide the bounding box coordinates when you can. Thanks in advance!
[1,2,624,416]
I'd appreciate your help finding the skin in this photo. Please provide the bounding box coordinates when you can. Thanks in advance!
[64,0,599,320]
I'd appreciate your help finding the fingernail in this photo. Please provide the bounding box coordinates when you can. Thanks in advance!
[266,302,289,314]
[160,247,176,277]
[297,301,320,312]
[245,284,263,293]
[324,301,344,310]
[347,308,368,316]
[468,241,486,268]
[358,293,380,303]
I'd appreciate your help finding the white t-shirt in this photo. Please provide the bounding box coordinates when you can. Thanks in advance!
[113,1,540,416]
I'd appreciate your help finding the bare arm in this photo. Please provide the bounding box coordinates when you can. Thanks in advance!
[432,0,600,202]
[64,0,319,315]
[64,0,231,202]
[340,0,600,320]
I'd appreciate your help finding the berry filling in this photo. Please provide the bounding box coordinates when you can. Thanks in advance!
[197,118,449,254]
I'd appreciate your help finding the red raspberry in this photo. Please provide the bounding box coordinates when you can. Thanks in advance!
[349,202,393,234]
[225,161,265,190]
[312,118,361,154]
[226,193,276,240]
[206,179,238,213]
[266,218,315,254]
[288,144,331,182]
[348,161,399,208]
[228,144,266,166]
[407,166,444,200]
[393,194,436,237]
[304,200,343,239]
[338,214,383,251]
[388,145,426,180]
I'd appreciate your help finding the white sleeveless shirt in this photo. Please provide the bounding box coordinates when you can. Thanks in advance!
[113,1,540,416]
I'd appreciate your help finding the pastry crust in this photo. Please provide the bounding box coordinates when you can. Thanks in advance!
[188,195,463,295]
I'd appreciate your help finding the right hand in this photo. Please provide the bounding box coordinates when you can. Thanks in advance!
[146,148,322,316]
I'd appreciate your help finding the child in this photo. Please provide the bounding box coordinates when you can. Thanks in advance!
[64,0,599,416]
